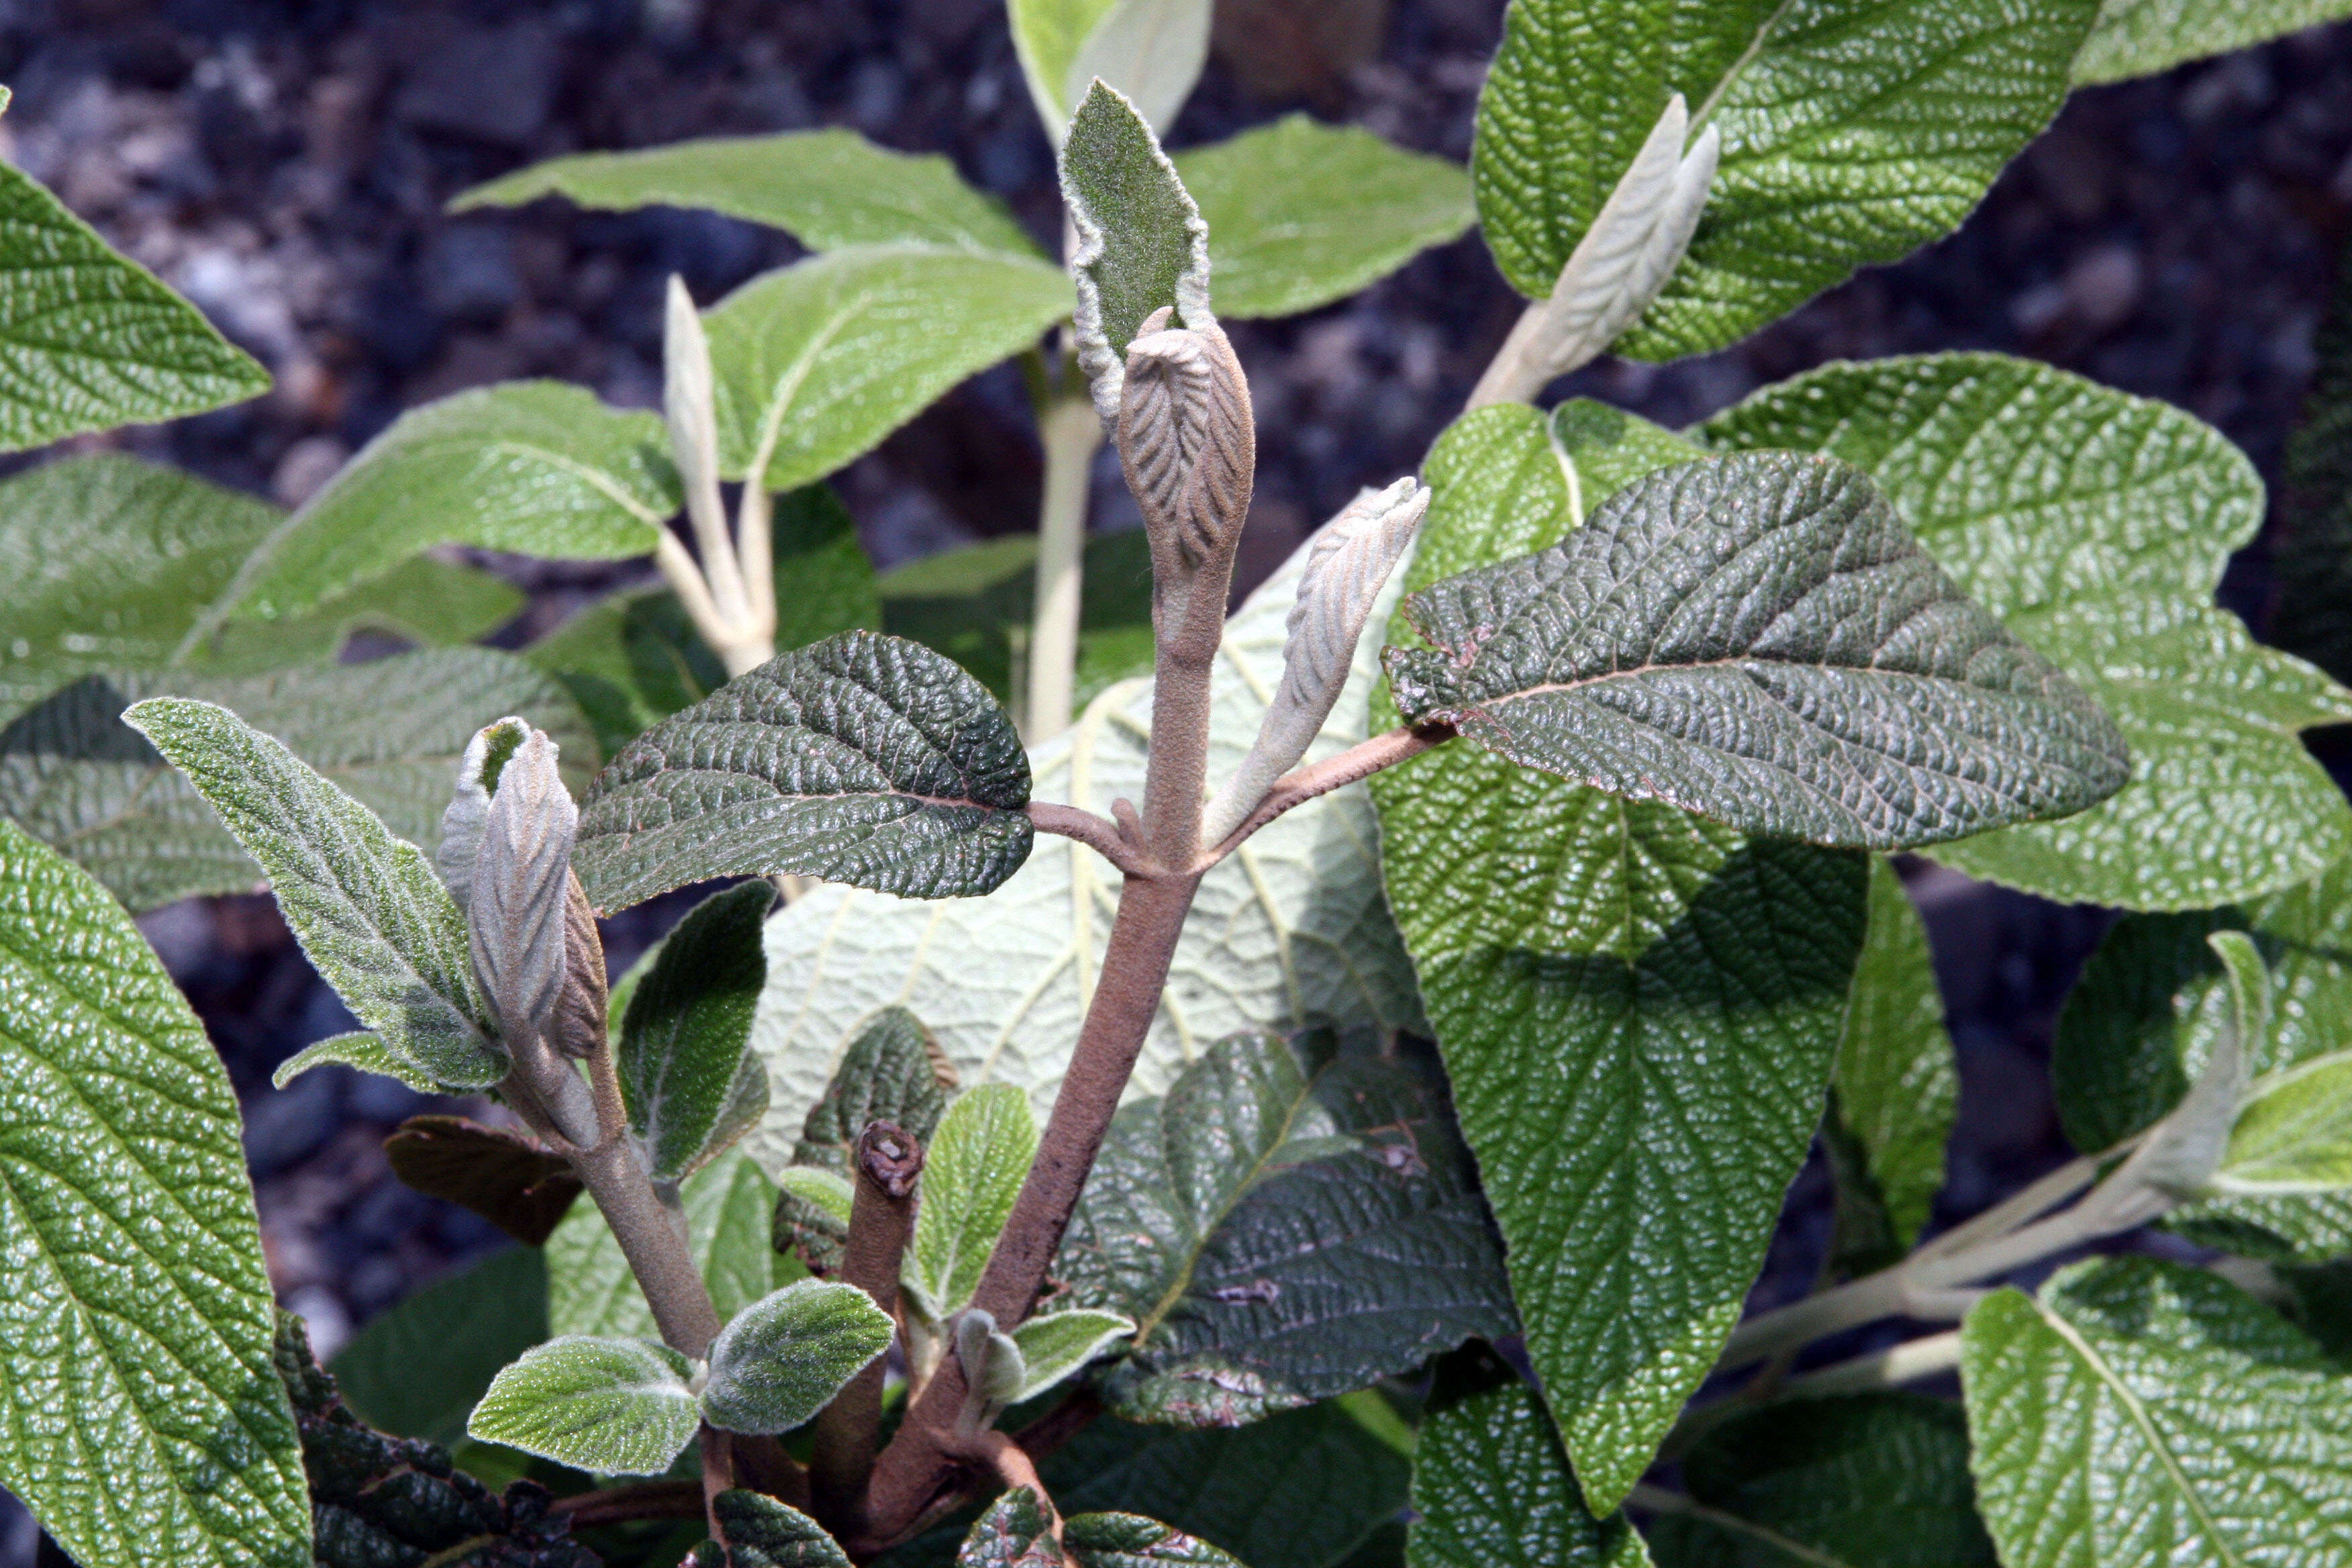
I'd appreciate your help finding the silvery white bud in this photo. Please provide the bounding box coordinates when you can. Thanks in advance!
[952,1308,1027,1439]
[468,729,577,1043]
[1118,305,1253,577]
[663,274,724,526]
[550,870,609,1062]
[437,716,531,910]
[1202,479,1430,844]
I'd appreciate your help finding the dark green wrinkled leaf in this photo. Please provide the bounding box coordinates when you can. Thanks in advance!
[332,1246,551,1449]
[1961,1258,2352,1568]
[2055,856,2352,1261]
[1371,407,1869,1512]
[125,695,507,1088]
[0,822,309,1568]
[1383,452,2130,852]
[0,649,594,914]
[776,1005,954,1274]
[960,1488,1063,1568]
[383,1116,583,1246]
[0,156,268,451]
[454,128,1043,258]
[621,880,773,1182]
[1473,0,2095,357]
[1173,117,1471,320]
[277,1313,597,1568]
[712,1488,856,1568]
[1645,1393,1994,1567]
[1825,860,1955,1275]
[1704,352,2352,911]
[236,380,678,622]
[1059,1030,1514,1426]
[1066,1513,1246,1568]
[575,629,1032,910]
[1407,1371,1648,1568]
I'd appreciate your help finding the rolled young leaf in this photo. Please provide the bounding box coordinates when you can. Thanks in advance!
[573,629,1033,910]
[467,728,577,1041]
[699,1279,895,1434]
[466,1336,701,1476]
[619,879,773,1183]
[436,717,532,910]
[126,697,506,1088]
[1383,452,2131,851]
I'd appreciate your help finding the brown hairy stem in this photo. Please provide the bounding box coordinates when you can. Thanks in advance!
[861,869,1204,1545]
[552,1479,707,1526]
[1028,801,1156,877]
[811,1122,926,1536]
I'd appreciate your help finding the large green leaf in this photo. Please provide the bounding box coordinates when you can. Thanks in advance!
[0,821,309,1568]
[1406,1373,1649,1568]
[705,245,1069,495]
[467,1334,701,1476]
[620,880,772,1183]
[196,554,524,675]
[2073,0,2352,83]
[124,695,507,1087]
[331,1246,549,1449]
[2054,855,2352,1261]
[0,152,268,450]
[1371,405,1869,1514]
[530,483,878,758]
[234,381,679,622]
[574,630,1032,910]
[1645,1394,1994,1567]
[1384,450,2130,852]
[1961,1257,2352,1567]
[746,526,1423,1167]
[1059,1030,1515,1426]
[548,1146,789,1341]
[1825,859,1955,1275]
[454,128,1042,258]
[1703,352,2352,910]
[1171,117,1472,320]
[1,648,594,913]
[906,1083,1036,1321]
[1473,0,2095,358]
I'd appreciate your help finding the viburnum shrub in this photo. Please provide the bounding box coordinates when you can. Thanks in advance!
[6,2,2352,1565]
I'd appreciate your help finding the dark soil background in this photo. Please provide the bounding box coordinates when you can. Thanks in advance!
[5,0,2352,1558]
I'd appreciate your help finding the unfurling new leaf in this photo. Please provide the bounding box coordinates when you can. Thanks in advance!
[467,728,577,1041]
[908,1084,1039,1322]
[1383,452,2131,850]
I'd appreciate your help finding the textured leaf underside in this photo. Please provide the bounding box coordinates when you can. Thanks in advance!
[575,629,1033,910]
[0,822,309,1568]
[1385,450,2130,852]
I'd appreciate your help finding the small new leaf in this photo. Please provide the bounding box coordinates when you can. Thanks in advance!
[126,697,505,1087]
[438,717,532,910]
[909,1084,1039,1322]
[710,1489,856,1568]
[1383,452,2130,850]
[699,1280,895,1435]
[467,1336,700,1477]
[620,880,773,1182]
[1065,1514,1245,1568]
[273,1031,436,1093]
[1011,1311,1138,1403]
[573,630,1033,910]
[955,1308,1030,1436]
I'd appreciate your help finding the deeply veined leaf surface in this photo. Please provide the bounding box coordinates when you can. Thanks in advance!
[1371,405,1869,1512]
[0,156,268,450]
[711,1489,855,1568]
[1385,451,2130,851]
[1407,1377,1650,1568]
[620,880,773,1183]
[1473,0,2096,357]
[1961,1258,2352,1567]
[3,650,593,914]
[1172,115,1472,320]
[745,526,1423,1166]
[454,128,1042,257]
[907,1084,1037,1320]
[0,822,309,1568]
[467,1335,700,1476]
[234,381,679,622]
[1704,352,2352,910]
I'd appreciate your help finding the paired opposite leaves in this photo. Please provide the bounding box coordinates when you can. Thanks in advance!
[620,880,773,1183]
[0,152,268,450]
[574,629,1032,910]
[0,823,309,1568]
[1474,0,2096,356]
[1058,1030,1516,1426]
[125,697,505,1087]
[1371,405,1869,1512]
[1385,450,2130,851]
[1710,354,2352,910]
[1961,1258,2352,1567]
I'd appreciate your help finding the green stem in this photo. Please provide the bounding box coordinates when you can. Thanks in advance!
[1026,395,1104,742]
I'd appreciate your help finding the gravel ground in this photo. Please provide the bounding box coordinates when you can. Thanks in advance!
[5,0,2351,1557]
